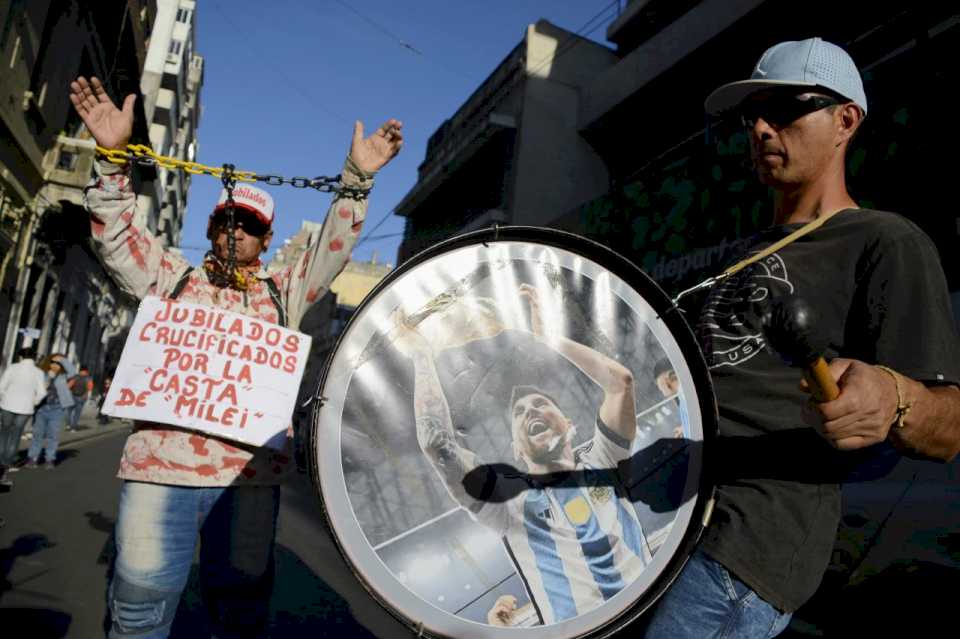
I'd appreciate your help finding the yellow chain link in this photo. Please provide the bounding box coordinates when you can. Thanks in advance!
[95,144,259,183]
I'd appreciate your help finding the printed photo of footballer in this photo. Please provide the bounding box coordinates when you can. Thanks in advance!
[332,256,694,629]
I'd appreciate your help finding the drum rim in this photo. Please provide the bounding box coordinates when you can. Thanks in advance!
[309,225,719,638]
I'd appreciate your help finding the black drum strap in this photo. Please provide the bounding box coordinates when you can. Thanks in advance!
[169,267,194,300]
[167,266,286,328]
[263,277,287,328]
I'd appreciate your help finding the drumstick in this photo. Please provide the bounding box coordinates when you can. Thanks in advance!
[762,296,840,402]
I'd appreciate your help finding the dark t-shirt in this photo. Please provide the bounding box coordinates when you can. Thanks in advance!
[695,208,960,612]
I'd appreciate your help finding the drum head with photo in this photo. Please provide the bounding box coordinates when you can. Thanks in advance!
[311,227,717,638]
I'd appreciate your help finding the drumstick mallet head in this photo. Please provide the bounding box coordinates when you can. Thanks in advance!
[761,296,840,403]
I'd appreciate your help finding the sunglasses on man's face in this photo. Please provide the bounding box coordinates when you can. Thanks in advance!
[210,211,271,238]
[739,94,842,129]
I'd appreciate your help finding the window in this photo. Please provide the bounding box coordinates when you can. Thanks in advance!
[176,8,192,23]
[168,39,182,55]
[57,149,78,171]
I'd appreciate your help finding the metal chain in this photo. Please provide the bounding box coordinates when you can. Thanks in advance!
[96,144,371,200]
[223,165,238,285]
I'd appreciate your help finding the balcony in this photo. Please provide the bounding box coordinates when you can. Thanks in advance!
[42,135,98,201]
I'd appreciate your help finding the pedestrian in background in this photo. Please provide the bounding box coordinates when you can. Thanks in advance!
[97,375,113,425]
[26,355,76,469]
[0,346,47,483]
[67,365,94,431]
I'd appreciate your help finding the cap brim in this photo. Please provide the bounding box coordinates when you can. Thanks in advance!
[212,202,272,227]
[704,79,818,115]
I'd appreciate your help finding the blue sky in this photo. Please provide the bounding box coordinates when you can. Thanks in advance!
[182,0,621,267]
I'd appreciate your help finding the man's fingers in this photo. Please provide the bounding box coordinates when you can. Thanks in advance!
[121,94,137,117]
[353,120,364,149]
[90,76,108,100]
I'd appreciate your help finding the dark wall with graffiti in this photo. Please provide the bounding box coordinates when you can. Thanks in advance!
[565,27,959,299]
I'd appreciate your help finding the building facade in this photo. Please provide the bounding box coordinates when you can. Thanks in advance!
[395,20,618,262]
[0,0,203,382]
[396,2,958,314]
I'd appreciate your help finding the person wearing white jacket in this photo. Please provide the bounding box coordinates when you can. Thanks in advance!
[0,346,48,483]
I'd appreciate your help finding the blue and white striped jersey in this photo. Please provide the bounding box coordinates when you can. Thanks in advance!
[475,419,652,624]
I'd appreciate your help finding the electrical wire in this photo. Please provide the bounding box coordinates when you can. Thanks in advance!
[329,0,423,55]
[209,0,352,125]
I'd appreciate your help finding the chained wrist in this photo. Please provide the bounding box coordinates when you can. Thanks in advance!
[340,156,375,200]
[875,365,913,430]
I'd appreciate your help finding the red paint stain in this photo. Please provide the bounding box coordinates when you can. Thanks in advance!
[126,234,147,271]
[221,456,249,470]
[338,207,352,219]
[91,215,106,237]
[305,288,318,303]
[195,464,217,476]
[329,238,344,252]
[189,435,210,456]
[216,441,241,454]
[128,455,167,471]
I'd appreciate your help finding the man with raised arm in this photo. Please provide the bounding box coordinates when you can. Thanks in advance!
[394,284,651,626]
[70,75,402,638]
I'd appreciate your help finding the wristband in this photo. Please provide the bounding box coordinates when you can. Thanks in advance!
[875,365,912,429]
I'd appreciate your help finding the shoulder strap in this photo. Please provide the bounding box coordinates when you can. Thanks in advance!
[169,267,194,300]
[262,277,287,328]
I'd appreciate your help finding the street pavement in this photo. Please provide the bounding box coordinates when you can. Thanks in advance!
[1,405,957,637]
[0,407,391,638]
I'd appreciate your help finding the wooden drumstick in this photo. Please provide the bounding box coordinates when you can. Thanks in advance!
[763,296,839,402]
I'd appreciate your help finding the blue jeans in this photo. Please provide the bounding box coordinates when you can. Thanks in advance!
[108,481,280,638]
[642,548,793,638]
[0,409,30,467]
[28,404,66,463]
[68,400,86,428]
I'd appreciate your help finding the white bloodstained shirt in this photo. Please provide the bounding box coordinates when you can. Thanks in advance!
[84,159,371,486]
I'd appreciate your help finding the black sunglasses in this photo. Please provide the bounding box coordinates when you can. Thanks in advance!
[739,94,842,129]
[210,209,271,238]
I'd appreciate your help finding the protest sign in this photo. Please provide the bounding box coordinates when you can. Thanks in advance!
[103,296,312,449]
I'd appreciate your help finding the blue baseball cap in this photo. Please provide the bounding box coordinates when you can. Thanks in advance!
[705,37,867,115]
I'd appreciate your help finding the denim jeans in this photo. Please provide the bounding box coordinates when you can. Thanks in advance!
[642,548,793,638]
[68,400,86,428]
[0,409,30,467]
[28,404,66,463]
[108,481,280,638]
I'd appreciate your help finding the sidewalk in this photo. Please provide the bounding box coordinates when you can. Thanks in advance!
[14,400,131,459]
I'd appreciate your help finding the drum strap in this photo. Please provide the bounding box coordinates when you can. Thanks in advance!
[671,208,841,306]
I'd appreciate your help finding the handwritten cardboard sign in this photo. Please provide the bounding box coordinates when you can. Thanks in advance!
[103,296,312,449]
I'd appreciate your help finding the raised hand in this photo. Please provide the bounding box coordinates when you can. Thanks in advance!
[68,76,135,150]
[350,118,403,174]
[389,307,430,358]
[486,594,518,626]
[519,283,545,338]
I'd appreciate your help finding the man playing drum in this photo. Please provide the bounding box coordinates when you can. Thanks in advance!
[642,37,960,638]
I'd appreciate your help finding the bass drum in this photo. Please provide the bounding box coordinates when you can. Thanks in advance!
[310,227,717,638]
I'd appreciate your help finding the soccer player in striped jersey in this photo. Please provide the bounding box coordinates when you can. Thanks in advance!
[394,284,652,625]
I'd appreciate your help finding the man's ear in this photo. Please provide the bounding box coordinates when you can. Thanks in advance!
[260,229,273,254]
[836,103,863,147]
